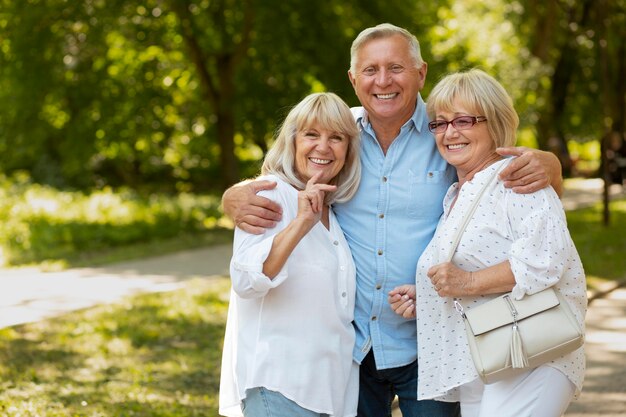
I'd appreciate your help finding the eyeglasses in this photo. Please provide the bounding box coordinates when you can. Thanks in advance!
[428,116,487,133]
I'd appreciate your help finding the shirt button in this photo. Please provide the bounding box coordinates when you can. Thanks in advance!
[371,316,377,321]
[375,284,382,290]
[340,266,346,271]
[341,292,347,297]
[333,240,339,246]
[377,249,383,255]
[378,213,384,219]
[428,171,434,178]
[382,176,388,182]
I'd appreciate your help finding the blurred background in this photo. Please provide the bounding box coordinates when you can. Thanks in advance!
[0,0,624,266]
[1,2,625,415]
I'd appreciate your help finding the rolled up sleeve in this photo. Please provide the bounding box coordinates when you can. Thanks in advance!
[230,233,288,298]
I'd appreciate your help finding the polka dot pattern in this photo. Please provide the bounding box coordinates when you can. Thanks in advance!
[415,160,587,401]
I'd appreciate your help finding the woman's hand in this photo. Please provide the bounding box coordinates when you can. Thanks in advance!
[296,172,336,228]
[388,285,417,319]
[261,172,336,279]
[427,262,474,297]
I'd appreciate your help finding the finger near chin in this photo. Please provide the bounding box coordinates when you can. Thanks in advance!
[308,171,323,185]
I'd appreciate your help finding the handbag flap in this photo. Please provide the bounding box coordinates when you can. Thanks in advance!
[464,288,560,336]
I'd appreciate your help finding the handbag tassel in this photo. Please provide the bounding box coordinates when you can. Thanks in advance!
[510,323,529,368]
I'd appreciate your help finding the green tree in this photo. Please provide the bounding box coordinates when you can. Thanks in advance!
[425,0,625,183]
[511,0,625,179]
[0,0,438,192]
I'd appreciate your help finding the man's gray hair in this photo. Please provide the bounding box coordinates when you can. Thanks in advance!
[350,23,425,74]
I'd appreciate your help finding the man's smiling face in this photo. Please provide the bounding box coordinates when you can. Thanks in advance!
[348,34,427,128]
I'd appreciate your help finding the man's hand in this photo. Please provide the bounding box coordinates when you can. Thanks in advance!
[222,180,283,234]
[497,147,563,196]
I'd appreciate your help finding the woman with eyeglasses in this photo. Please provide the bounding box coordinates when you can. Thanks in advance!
[388,69,586,417]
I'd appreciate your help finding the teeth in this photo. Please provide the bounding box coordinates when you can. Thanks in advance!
[448,144,467,150]
[310,158,331,165]
[376,93,396,99]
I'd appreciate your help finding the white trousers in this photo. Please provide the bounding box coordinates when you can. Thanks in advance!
[459,365,575,417]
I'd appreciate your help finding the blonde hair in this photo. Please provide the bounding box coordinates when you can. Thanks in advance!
[426,69,519,148]
[262,92,361,204]
[350,23,425,74]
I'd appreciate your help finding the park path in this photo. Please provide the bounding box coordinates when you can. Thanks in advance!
[0,245,232,328]
[565,288,626,416]
[0,179,624,416]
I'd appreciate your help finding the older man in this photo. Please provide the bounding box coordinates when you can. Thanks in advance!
[223,24,562,417]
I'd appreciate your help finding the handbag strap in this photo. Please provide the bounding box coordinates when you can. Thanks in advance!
[445,162,506,262]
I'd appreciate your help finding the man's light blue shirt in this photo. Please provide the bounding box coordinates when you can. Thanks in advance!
[334,94,456,369]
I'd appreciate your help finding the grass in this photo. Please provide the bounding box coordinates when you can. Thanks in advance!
[566,198,626,290]
[0,278,231,417]
[0,195,622,416]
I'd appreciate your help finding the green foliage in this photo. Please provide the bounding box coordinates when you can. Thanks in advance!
[1,0,622,189]
[425,0,555,136]
[0,278,230,416]
[569,140,601,175]
[425,0,625,173]
[0,173,226,266]
[0,0,433,191]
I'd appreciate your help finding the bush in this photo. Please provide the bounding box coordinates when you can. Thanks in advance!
[0,173,227,266]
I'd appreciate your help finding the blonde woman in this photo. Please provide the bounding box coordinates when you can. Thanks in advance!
[219,92,362,417]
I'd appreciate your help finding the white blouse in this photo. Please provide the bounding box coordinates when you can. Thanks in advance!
[219,175,359,417]
[415,159,587,401]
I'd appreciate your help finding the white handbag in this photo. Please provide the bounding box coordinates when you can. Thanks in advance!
[454,287,584,384]
[448,163,584,384]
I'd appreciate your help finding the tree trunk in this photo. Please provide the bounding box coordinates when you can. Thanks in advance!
[528,0,557,61]
[216,54,239,189]
[596,0,626,225]
[169,0,253,190]
[533,0,594,177]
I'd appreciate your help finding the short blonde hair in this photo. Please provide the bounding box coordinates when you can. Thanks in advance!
[350,23,425,74]
[262,92,361,204]
[426,69,519,148]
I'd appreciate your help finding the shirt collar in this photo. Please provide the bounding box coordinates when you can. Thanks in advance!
[352,93,426,133]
